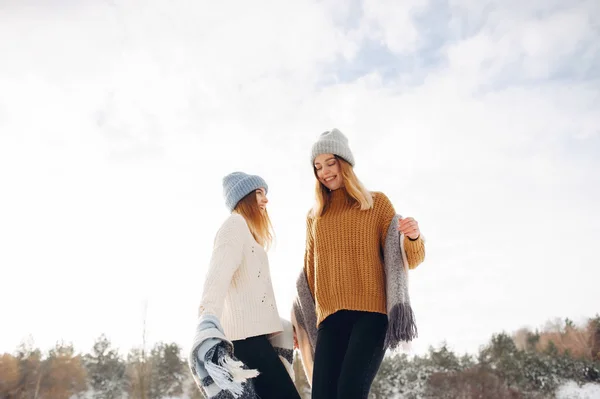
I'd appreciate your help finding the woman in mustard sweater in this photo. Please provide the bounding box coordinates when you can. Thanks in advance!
[303,129,426,399]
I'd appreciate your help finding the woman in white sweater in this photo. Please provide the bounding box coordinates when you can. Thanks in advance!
[198,171,300,399]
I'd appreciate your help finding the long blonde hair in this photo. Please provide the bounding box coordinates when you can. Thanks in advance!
[233,191,274,250]
[312,156,373,217]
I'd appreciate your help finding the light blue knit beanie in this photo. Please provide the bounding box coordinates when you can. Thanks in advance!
[311,128,355,167]
[222,172,268,212]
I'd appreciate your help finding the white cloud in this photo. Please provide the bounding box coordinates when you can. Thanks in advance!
[1,0,598,357]
[446,0,600,82]
[359,0,430,53]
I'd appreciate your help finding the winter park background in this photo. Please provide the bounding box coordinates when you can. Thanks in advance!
[1,0,599,398]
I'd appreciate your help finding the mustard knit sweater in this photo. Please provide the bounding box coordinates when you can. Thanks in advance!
[304,188,425,326]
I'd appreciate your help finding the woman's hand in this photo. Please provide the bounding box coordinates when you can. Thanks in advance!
[398,217,420,240]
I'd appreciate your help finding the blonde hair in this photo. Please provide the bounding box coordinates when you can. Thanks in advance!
[233,191,274,250]
[312,156,373,218]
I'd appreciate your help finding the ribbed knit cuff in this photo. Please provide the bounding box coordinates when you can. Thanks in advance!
[404,236,425,270]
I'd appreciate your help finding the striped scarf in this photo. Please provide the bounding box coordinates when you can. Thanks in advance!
[188,314,294,398]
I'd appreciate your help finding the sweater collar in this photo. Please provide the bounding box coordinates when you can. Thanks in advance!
[329,186,349,206]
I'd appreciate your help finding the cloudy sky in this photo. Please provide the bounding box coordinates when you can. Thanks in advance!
[1,0,599,357]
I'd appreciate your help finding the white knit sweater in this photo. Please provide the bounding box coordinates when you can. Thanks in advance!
[198,213,283,341]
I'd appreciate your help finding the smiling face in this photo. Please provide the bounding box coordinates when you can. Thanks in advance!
[314,153,344,191]
[255,187,268,212]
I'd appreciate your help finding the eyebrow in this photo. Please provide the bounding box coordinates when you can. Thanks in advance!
[314,157,336,166]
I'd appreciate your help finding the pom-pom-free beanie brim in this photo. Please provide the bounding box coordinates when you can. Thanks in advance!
[311,128,355,166]
[222,172,268,212]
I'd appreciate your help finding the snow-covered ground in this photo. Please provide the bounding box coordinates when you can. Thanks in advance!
[69,380,600,399]
[556,382,600,399]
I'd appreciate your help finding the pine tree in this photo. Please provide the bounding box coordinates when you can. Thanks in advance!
[148,342,185,399]
[84,335,127,399]
[429,343,462,372]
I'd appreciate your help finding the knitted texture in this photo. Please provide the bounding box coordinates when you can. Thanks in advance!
[294,213,426,374]
[199,213,282,341]
[404,235,426,269]
[311,128,355,166]
[222,172,268,212]
[304,188,391,325]
[304,188,425,327]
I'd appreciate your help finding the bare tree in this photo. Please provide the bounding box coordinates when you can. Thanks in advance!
[128,300,150,399]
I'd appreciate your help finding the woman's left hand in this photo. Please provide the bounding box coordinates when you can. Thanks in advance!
[398,217,420,240]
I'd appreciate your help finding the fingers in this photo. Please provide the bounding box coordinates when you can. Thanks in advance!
[398,217,418,231]
[400,217,415,227]
[397,217,420,238]
[402,227,419,236]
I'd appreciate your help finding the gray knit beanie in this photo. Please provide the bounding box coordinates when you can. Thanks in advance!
[311,128,355,166]
[222,172,268,212]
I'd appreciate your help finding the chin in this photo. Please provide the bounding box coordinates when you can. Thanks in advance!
[321,180,337,190]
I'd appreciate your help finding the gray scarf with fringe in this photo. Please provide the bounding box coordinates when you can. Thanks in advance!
[293,214,417,353]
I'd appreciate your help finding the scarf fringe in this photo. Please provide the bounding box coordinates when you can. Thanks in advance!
[204,354,259,397]
[223,356,260,382]
[386,302,418,350]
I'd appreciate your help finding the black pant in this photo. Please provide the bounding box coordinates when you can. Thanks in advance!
[311,310,388,399]
[232,334,300,399]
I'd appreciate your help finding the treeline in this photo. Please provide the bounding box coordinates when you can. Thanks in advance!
[2,315,599,399]
[0,335,202,399]
[370,315,600,398]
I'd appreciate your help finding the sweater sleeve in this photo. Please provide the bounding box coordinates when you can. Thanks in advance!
[198,214,245,318]
[404,235,425,269]
[303,214,316,298]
